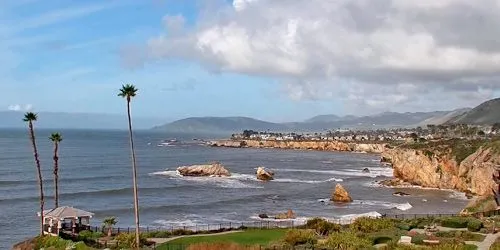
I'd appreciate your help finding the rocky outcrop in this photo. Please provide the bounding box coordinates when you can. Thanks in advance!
[381,146,500,196]
[331,183,353,202]
[211,140,386,153]
[275,209,296,219]
[256,167,274,181]
[177,162,231,177]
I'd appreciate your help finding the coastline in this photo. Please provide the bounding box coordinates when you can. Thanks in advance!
[209,139,387,154]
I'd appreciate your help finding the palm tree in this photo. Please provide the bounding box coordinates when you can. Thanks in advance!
[49,133,63,208]
[102,217,117,237]
[23,112,45,235]
[118,84,140,246]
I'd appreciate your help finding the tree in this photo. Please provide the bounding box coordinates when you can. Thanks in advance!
[49,133,63,208]
[118,84,141,247]
[24,112,45,235]
[102,217,118,237]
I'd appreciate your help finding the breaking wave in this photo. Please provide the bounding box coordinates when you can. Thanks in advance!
[279,167,393,178]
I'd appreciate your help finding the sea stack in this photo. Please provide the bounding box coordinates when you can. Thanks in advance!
[331,183,353,202]
[177,162,231,177]
[256,166,274,181]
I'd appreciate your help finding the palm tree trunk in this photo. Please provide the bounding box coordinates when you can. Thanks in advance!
[127,99,141,247]
[29,121,45,235]
[53,142,59,208]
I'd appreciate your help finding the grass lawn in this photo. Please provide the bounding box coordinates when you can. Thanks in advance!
[157,229,287,250]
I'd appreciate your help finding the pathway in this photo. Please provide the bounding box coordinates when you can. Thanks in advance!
[465,232,499,250]
[148,230,243,245]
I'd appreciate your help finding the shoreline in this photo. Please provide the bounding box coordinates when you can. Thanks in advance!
[209,139,387,154]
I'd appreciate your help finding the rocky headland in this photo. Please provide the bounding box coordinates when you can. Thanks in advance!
[381,139,500,197]
[210,139,387,153]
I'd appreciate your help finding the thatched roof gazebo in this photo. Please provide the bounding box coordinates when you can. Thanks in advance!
[38,206,94,236]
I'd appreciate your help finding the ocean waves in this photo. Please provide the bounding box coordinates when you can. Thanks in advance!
[278,167,393,178]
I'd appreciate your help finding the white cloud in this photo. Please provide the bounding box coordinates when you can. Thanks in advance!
[8,104,32,111]
[128,0,500,113]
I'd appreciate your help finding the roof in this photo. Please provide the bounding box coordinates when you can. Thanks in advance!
[38,206,94,219]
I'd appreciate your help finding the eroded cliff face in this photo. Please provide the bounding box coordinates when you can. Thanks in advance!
[210,140,386,153]
[382,146,500,196]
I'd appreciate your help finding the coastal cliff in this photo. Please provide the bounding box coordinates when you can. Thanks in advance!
[382,140,500,196]
[210,140,386,153]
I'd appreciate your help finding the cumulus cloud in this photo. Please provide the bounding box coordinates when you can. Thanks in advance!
[127,0,500,113]
[8,104,32,111]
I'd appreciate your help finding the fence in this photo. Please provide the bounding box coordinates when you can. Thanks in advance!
[91,212,484,236]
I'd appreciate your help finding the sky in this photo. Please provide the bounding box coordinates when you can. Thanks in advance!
[1,0,500,122]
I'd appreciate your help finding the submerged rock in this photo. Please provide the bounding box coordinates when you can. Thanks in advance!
[258,214,269,219]
[177,162,231,177]
[256,167,274,181]
[331,183,353,202]
[362,168,370,173]
[393,191,410,197]
[274,209,296,219]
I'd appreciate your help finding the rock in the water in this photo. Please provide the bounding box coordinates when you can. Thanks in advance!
[256,166,274,181]
[331,183,353,202]
[258,214,269,219]
[274,209,296,219]
[177,162,231,177]
[393,191,410,197]
[362,168,370,173]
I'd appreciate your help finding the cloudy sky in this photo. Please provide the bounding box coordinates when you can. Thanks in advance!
[2,0,499,122]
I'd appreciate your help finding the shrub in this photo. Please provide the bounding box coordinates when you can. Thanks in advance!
[304,217,341,235]
[403,217,436,229]
[142,231,171,238]
[466,219,483,232]
[171,228,194,236]
[372,236,393,244]
[282,229,317,246]
[77,230,103,241]
[350,217,395,233]
[410,234,425,245]
[187,242,260,250]
[440,217,471,228]
[115,233,148,249]
[321,231,372,250]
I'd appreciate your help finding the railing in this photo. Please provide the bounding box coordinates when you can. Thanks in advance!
[89,212,483,236]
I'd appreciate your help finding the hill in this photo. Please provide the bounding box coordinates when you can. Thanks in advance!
[153,117,287,134]
[154,110,467,133]
[0,111,166,130]
[446,98,500,125]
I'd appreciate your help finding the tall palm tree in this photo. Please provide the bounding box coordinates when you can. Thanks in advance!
[118,84,140,246]
[49,133,63,208]
[24,112,45,235]
[102,217,117,237]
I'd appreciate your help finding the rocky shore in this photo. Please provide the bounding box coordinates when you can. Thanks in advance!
[210,139,387,153]
[381,142,500,197]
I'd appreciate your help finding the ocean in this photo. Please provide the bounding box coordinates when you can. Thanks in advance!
[0,129,468,249]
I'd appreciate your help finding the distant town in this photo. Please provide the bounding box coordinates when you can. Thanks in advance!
[231,123,500,142]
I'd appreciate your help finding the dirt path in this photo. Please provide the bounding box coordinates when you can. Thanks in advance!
[148,230,243,245]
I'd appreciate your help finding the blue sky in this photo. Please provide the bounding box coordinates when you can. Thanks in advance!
[2,0,499,122]
[0,0,344,122]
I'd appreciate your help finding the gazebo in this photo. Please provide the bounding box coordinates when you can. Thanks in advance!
[38,206,94,236]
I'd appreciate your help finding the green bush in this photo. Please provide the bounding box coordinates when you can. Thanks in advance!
[396,222,411,231]
[171,228,194,236]
[350,217,395,233]
[77,230,103,241]
[440,217,470,228]
[33,236,92,250]
[410,234,425,245]
[466,219,483,232]
[403,217,436,229]
[372,236,393,244]
[304,217,341,235]
[282,229,317,246]
[321,231,372,250]
[115,233,148,249]
[142,231,172,238]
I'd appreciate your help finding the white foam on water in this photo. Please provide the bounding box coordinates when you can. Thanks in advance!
[153,219,198,227]
[321,160,334,164]
[149,170,263,189]
[337,211,382,224]
[249,216,309,225]
[279,167,393,178]
[318,199,412,211]
[273,177,343,184]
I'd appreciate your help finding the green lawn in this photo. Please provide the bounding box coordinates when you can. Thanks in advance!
[157,229,287,250]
